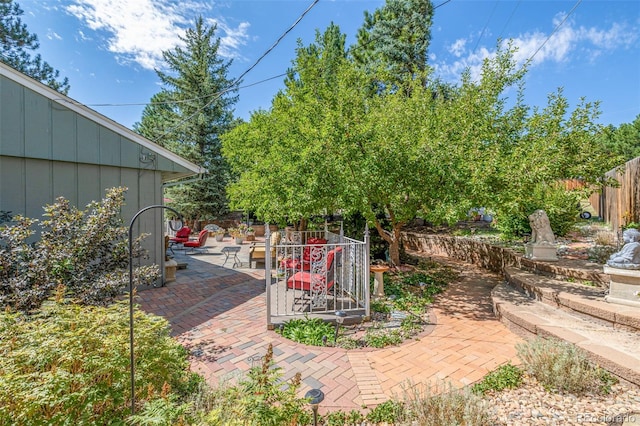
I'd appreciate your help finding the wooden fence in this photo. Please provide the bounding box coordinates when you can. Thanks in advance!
[589,157,640,230]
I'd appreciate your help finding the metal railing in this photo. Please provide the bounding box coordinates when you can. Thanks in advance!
[265,224,370,327]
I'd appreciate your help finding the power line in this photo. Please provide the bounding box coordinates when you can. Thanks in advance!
[472,0,500,54]
[523,0,582,67]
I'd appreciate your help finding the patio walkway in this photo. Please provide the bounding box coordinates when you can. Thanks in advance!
[136,237,523,413]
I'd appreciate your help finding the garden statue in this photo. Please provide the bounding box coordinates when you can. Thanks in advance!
[524,209,557,261]
[529,209,555,245]
[607,228,640,269]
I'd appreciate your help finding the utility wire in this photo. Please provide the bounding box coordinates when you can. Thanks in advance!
[149,0,319,143]
[523,0,582,68]
[72,0,452,110]
[472,0,500,54]
[497,0,522,41]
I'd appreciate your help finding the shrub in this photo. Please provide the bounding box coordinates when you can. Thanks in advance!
[0,297,201,425]
[471,363,523,395]
[277,316,336,346]
[492,184,582,239]
[366,399,406,424]
[0,187,159,311]
[516,337,617,395]
[194,344,311,426]
[401,381,494,426]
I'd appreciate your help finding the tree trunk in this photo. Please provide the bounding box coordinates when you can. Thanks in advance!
[373,220,403,266]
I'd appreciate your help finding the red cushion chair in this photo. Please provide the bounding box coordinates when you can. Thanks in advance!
[183,229,209,254]
[170,226,191,243]
[287,246,341,292]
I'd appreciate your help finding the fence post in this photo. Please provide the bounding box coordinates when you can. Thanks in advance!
[265,223,272,329]
[364,223,370,318]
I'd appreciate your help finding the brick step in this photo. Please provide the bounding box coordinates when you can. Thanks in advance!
[492,281,640,386]
[504,266,640,332]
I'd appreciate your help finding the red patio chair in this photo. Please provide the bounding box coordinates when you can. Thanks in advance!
[170,226,191,243]
[286,246,342,310]
[183,229,209,254]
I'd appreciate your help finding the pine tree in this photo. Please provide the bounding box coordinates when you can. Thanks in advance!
[135,16,238,222]
[0,0,69,94]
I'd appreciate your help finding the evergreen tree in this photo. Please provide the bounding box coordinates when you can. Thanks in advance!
[135,16,238,222]
[351,0,433,92]
[598,115,640,162]
[0,0,69,94]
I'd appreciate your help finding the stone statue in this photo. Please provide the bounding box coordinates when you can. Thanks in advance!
[607,228,640,269]
[529,209,555,245]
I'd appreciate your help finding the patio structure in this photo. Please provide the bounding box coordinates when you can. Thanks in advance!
[263,224,370,328]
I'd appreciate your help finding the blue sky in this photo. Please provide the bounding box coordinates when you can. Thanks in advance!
[18,0,640,130]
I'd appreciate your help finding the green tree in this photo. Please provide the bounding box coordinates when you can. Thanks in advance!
[135,16,238,223]
[0,0,69,94]
[598,114,640,162]
[351,0,434,91]
[222,24,349,228]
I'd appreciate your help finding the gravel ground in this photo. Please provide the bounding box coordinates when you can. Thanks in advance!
[487,376,640,425]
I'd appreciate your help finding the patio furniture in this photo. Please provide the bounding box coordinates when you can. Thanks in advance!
[170,226,191,243]
[183,229,209,254]
[287,246,342,310]
[221,246,242,268]
[249,231,281,268]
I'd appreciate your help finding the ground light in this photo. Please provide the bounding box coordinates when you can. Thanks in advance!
[128,205,183,415]
[305,388,325,426]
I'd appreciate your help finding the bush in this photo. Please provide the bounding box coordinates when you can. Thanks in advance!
[0,187,159,311]
[277,316,336,346]
[401,381,494,426]
[492,184,582,239]
[516,337,617,395]
[0,297,201,425]
[471,363,523,395]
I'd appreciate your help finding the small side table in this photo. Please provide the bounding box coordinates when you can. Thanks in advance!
[370,264,390,298]
[221,246,242,268]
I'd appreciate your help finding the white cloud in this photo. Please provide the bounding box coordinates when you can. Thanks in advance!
[47,31,63,41]
[435,15,638,82]
[65,0,250,71]
[448,38,467,58]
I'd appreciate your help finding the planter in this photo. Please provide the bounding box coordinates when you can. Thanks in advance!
[235,236,244,244]
[215,233,224,242]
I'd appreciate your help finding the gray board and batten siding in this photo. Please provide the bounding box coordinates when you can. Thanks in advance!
[0,62,203,280]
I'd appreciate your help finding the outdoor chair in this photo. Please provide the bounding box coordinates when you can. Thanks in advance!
[249,231,281,268]
[286,246,342,310]
[183,229,209,254]
[169,226,191,244]
[279,237,327,272]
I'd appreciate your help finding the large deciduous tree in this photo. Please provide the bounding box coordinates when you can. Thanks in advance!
[135,16,237,223]
[0,0,69,94]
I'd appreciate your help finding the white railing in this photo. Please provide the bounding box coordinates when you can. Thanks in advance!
[265,225,370,327]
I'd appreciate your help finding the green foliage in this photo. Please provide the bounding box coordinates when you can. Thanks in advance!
[365,399,406,424]
[193,344,311,426]
[363,328,403,348]
[322,409,365,426]
[401,381,494,426]
[135,16,237,221]
[516,337,617,395]
[471,363,524,395]
[597,114,640,161]
[276,316,335,346]
[0,298,201,425]
[0,0,70,93]
[493,183,583,239]
[0,187,159,311]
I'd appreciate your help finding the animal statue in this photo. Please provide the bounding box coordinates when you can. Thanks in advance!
[528,209,555,245]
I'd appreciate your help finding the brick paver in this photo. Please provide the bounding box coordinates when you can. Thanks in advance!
[136,238,523,412]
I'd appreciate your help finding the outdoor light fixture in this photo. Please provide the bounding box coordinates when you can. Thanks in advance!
[334,310,347,342]
[305,388,325,426]
[128,205,183,415]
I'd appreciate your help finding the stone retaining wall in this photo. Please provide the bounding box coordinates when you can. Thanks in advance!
[402,231,609,286]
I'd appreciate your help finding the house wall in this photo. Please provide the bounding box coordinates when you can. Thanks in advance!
[0,74,168,279]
